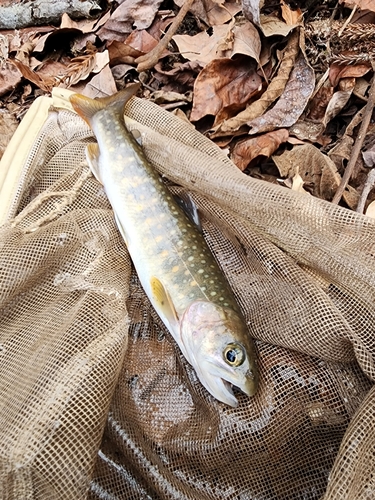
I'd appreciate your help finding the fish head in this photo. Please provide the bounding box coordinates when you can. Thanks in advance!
[179,300,258,407]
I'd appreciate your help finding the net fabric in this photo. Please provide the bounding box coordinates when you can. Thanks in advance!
[0,96,374,499]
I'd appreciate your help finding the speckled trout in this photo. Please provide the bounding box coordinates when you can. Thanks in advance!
[70,83,258,406]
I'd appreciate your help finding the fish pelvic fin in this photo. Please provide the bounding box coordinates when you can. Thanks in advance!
[69,82,141,126]
[150,276,179,327]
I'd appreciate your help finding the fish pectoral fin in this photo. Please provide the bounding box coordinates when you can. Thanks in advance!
[150,277,179,327]
[86,143,101,182]
[131,129,142,145]
[174,192,201,231]
[114,212,129,246]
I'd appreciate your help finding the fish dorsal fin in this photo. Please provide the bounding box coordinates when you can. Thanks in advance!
[150,277,179,328]
[174,192,201,231]
[86,143,101,183]
[70,82,141,125]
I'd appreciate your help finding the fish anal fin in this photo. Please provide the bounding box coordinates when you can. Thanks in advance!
[150,277,179,327]
[114,212,129,246]
[86,143,101,182]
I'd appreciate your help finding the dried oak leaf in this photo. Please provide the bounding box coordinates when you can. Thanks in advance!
[273,143,359,208]
[322,83,354,128]
[11,59,55,92]
[340,0,375,12]
[190,56,262,123]
[107,40,142,65]
[174,0,241,26]
[173,25,229,67]
[98,0,164,42]
[0,108,18,159]
[211,30,299,136]
[329,61,371,87]
[154,60,201,93]
[247,54,315,135]
[231,129,289,171]
[0,62,22,96]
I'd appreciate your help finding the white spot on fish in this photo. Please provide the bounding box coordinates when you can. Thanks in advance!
[210,291,217,296]
[198,269,204,274]
[187,256,194,262]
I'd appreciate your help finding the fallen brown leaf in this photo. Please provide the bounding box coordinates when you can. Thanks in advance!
[190,56,262,123]
[174,0,241,26]
[273,143,359,208]
[173,25,229,67]
[153,60,201,93]
[211,30,299,135]
[98,0,164,42]
[329,60,371,87]
[0,62,22,96]
[11,59,55,92]
[0,108,18,159]
[247,54,315,134]
[231,129,289,170]
[107,40,142,65]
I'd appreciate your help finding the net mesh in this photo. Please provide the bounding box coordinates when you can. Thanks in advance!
[0,95,374,499]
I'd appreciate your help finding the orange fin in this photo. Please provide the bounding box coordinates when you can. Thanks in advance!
[69,82,141,126]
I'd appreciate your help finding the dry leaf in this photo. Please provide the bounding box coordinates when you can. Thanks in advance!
[107,40,143,65]
[125,30,159,55]
[0,108,18,159]
[98,0,164,42]
[174,0,241,26]
[71,64,117,98]
[190,56,262,123]
[11,59,55,92]
[362,144,375,167]
[273,143,359,207]
[229,20,261,62]
[322,88,353,128]
[0,62,21,96]
[242,0,261,26]
[308,84,334,122]
[211,30,299,135]
[340,0,375,12]
[154,60,201,93]
[231,129,289,170]
[291,172,310,194]
[259,14,296,37]
[173,25,229,67]
[329,61,371,87]
[280,0,302,25]
[247,54,315,135]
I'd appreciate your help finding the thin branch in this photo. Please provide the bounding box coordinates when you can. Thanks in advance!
[135,0,195,72]
[332,67,375,204]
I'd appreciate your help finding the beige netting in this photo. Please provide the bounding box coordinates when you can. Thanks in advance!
[0,91,374,499]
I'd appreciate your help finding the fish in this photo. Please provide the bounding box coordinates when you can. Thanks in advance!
[70,83,259,407]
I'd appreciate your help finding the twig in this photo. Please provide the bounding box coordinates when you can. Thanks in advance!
[356,169,375,214]
[338,5,357,37]
[332,67,375,204]
[135,0,195,72]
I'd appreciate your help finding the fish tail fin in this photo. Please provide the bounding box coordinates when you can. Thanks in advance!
[69,82,141,125]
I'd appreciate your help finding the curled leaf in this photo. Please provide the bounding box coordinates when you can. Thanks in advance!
[231,129,289,171]
[247,54,315,135]
[190,56,262,123]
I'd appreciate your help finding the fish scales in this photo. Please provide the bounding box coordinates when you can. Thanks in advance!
[94,107,239,317]
[70,84,259,407]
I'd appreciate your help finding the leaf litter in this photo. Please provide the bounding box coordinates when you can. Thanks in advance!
[2,0,375,213]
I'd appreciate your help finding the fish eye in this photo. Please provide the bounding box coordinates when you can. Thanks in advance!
[224,343,245,367]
